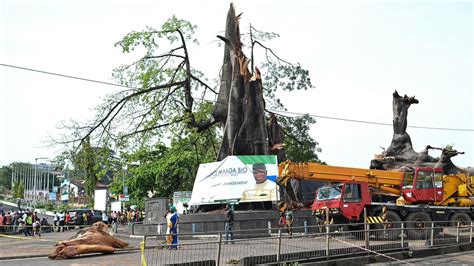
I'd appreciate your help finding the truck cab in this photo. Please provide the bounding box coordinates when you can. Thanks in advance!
[312,182,372,222]
[401,167,443,204]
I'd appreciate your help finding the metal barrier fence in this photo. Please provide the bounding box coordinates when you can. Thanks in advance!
[139,221,473,265]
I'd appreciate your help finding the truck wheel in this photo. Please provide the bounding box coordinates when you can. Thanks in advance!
[375,210,401,240]
[406,212,432,240]
[450,213,471,227]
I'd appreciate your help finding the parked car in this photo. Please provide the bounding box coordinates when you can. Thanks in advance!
[68,209,104,226]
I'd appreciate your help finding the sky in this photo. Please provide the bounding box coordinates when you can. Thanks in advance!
[0,0,472,169]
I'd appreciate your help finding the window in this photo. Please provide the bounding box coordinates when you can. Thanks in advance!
[403,172,414,189]
[343,184,361,203]
[434,172,443,188]
[316,186,341,201]
[416,171,434,189]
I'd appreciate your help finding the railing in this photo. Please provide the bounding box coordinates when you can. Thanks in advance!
[139,221,473,265]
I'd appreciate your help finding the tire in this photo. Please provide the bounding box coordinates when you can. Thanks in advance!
[450,213,471,227]
[406,212,432,240]
[374,210,402,240]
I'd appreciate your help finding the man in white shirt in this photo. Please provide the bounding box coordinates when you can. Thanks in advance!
[241,163,277,202]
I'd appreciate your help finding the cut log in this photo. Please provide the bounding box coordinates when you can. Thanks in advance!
[49,222,128,260]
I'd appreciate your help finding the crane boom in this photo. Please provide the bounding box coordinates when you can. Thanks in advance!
[278,161,405,195]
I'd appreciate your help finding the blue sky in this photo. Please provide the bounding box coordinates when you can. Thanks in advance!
[0,0,472,168]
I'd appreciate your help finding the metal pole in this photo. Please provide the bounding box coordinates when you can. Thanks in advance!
[456,221,460,244]
[364,207,369,250]
[470,221,473,244]
[401,223,404,251]
[277,229,282,262]
[325,209,330,259]
[216,233,222,266]
[34,159,37,207]
[430,222,434,247]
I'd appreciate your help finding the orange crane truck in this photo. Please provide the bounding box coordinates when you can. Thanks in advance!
[278,161,474,239]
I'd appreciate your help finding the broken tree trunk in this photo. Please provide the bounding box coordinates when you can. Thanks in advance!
[216,3,276,161]
[49,222,128,260]
[371,91,472,175]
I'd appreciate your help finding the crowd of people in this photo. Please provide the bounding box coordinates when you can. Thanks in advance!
[0,209,50,237]
[0,207,146,237]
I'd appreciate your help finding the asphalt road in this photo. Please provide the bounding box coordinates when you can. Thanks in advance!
[369,250,474,265]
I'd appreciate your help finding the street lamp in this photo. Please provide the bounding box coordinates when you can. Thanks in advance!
[34,157,48,208]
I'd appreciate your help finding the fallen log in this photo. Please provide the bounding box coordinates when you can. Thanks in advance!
[49,222,128,260]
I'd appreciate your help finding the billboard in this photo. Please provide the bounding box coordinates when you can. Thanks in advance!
[94,189,107,211]
[189,155,278,205]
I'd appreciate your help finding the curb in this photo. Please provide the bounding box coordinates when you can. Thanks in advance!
[0,248,140,261]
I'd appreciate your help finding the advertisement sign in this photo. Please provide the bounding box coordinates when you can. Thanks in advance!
[189,155,278,205]
[119,194,130,202]
[49,192,57,201]
[94,189,107,211]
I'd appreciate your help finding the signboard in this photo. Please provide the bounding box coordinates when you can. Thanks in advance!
[111,201,122,212]
[94,189,107,211]
[119,194,130,202]
[173,191,192,204]
[189,155,278,205]
[49,192,57,201]
[60,191,69,201]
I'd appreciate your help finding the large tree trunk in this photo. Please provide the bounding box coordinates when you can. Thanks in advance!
[371,91,472,175]
[384,91,420,162]
[215,3,280,161]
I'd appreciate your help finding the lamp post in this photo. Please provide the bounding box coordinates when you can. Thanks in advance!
[34,157,48,208]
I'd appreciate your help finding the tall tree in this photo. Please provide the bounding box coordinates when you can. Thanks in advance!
[74,137,98,197]
[59,4,320,200]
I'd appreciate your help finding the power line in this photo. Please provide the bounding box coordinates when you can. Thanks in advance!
[268,109,474,132]
[2,63,473,132]
[0,63,130,89]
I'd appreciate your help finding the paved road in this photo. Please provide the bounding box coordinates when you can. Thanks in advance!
[369,250,474,265]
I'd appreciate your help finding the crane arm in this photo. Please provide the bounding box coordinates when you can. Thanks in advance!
[278,161,405,195]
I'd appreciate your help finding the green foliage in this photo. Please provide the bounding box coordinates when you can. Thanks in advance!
[74,137,98,197]
[0,166,12,190]
[56,204,72,213]
[45,201,56,211]
[12,181,24,199]
[114,16,197,56]
[279,114,322,163]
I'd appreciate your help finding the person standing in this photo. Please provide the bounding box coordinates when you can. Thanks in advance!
[168,206,179,250]
[33,218,41,238]
[102,212,109,225]
[285,207,294,236]
[57,211,65,232]
[53,211,58,231]
[224,204,235,244]
[64,211,71,230]
[25,212,33,236]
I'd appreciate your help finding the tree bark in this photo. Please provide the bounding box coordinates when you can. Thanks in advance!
[371,91,471,175]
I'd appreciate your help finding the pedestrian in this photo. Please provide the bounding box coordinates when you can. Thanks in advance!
[65,211,71,230]
[53,211,58,231]
[25,212,33,236]
[33,218,41,238]
[82,212,88,226]
[168,206,179,250]
[58,212,65,232]
[278,212,287,227]
[285,207,294,236]
[102,212,109,225]
[224,204,234,244]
